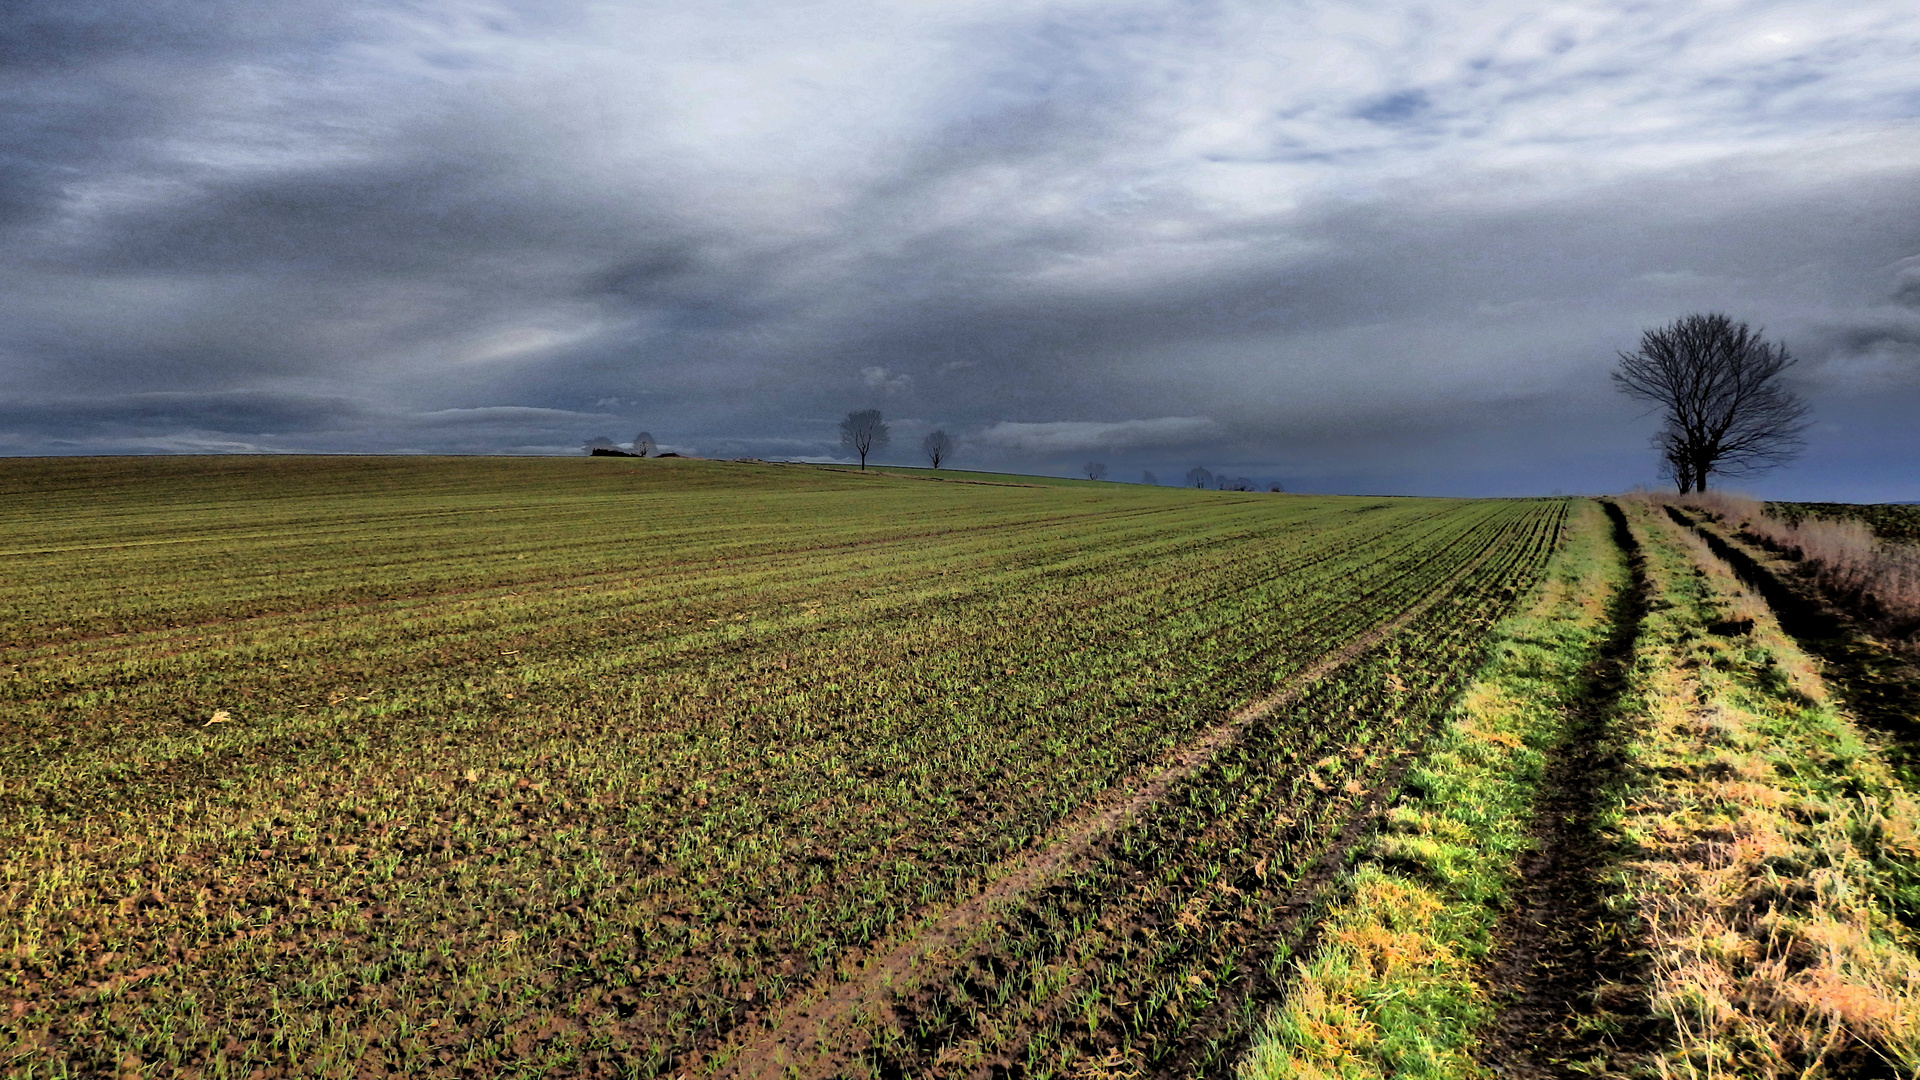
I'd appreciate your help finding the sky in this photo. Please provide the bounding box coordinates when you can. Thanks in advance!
[3,0,1918,497]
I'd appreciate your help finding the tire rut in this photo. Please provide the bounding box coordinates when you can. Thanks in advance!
[1476,500,1657,1077]
[1664,505,1920,785]
[702,535,1519,1080]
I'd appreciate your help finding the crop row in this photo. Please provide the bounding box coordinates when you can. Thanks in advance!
[3,457,1562,1076]
[846,500,1567,1078]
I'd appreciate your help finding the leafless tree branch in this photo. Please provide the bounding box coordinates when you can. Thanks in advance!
[922,429,953,469]
[839,409,889,470]
[1612,312,1809,492]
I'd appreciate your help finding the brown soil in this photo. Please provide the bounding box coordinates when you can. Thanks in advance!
[704,539,1513,1080]
[1476,501,1660,1077]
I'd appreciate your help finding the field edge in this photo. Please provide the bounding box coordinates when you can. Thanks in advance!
[1234,498,1627,1078]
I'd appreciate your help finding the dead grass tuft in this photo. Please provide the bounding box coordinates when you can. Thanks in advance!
[1609,503,1920,1078]
[1672,490,1920,643]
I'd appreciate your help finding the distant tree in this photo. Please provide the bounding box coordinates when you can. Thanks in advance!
[583,435,616,454]
[922,429,954,469]
[632,431,655,457]
[1084,462,1108,481]
[840,409,890,470]
[1233,476,1254,491]
[1142,470,1158,486]
[1268,480,1286,493]
[1612,313,1810,492]
[1185,466,1213,489]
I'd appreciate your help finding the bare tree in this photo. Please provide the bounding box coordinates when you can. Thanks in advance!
[840,409,890,470]
[1185,466,1213,489]
[922,429,954,469]
[1142,470,1158,486]
[632,431,655,457]
[1268,480,1286,493]
[1612,313,1810,492]
[1654,422,1695,493]
[583,435,616,454]
[1084,462,1108,481]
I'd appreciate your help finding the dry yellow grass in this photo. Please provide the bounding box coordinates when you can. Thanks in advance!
[1669,489,1920,640]
[1608,501,1920,1078]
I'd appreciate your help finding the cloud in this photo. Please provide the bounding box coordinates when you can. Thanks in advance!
[860,366,914,395]
[1355,90,1432,126]
[410,405,615,428]
[1893,255,1920,307]
[0,390,368,436]
[0,392,634,456]
[975,416,1222,454]
[2,0,1920,497]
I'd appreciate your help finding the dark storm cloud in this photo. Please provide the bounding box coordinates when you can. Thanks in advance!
[1822,311,1920,357]
[0,1,357,224]
[0,389,366,435]
[3,0,1918,496]
[1890,256,1920,308]
[1355,90,1432,125]
[0,388,630,457]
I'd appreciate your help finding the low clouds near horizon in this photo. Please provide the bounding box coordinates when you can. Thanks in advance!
[4,0,1918,496]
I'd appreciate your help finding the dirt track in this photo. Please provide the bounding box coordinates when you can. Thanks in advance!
[1669,506,1920,786]
[1476,502,1658,1077]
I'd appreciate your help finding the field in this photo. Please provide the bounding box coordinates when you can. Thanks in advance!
[1243,496,1920,1078]
[1768,500,1920,544]
[1,457,1564,1078]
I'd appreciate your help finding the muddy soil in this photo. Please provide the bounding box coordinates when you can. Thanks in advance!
[1476,501,1662,1077]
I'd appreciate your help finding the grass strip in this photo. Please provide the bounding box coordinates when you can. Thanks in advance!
[1236,498,1624,1078]
[1597,498,1920,1077]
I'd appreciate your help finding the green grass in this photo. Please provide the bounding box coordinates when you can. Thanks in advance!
[1235,499,1625,1079]
[1597,500,1920,1077]
[1,455,1562,1077]
[871,500,1563,1077]
[1237,496,1920,1080]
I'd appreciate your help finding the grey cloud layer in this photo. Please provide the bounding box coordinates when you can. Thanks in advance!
[3,0,1918,495]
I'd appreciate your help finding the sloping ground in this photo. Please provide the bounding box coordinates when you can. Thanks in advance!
[1238,498,1920,1078]
[1,457,1561,1078]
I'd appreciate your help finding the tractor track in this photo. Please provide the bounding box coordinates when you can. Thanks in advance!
[1475,500,1660,1078]
[1664,506,1920,785]
[701,528,1529,1080]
